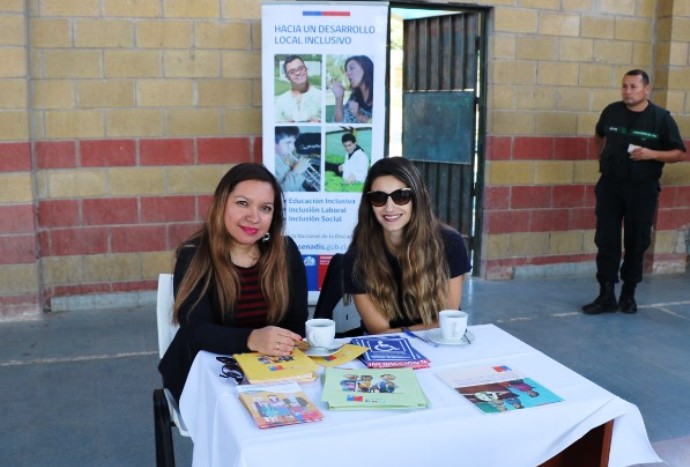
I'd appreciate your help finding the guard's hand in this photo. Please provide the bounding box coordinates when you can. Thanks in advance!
[630,146,650,161]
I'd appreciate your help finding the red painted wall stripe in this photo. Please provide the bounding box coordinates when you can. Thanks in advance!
[0,235,37,264]
[140,195,197,223]
[80,140,136,167]
[31,137,256,168]
[485,135,601,161]
[0,142,30,172]
[198,137,251,164]
[140,138,195,166]
[34,141,78,169]
[0,204,35,233]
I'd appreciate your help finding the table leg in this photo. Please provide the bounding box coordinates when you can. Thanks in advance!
[538,420,613,467]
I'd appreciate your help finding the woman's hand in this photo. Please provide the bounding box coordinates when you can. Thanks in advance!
[347,100,360,118]
[331,80,345,100]
[247,326,303,356]
[332,81,346,122]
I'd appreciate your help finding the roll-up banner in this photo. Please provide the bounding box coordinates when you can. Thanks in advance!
[261,1,389,301]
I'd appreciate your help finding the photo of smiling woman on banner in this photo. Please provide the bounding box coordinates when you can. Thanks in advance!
[327,54,374,124]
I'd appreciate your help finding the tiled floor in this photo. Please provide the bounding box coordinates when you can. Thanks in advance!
[0,271,688,466]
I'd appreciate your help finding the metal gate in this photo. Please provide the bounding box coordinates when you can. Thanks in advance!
[401,10,484,270]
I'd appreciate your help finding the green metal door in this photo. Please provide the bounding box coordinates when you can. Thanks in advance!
[401,10,485,271]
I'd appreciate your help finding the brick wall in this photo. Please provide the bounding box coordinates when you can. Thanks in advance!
[0,2,38,319]
[34,137,254,307]
[29,0,264,312]
[1,0,263,317]
[479,0,690,279]
[0,0,688,317]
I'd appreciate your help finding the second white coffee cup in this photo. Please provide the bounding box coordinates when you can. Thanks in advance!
[305,318,336,349]
[439,310,468,341]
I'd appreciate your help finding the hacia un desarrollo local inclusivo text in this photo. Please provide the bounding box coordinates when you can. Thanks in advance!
[274,24,376,45]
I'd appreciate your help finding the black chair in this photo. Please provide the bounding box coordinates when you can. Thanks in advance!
[313,254,363,337]
[153,388,176,467]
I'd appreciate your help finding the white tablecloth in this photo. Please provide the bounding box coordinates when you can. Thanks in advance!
[180,324,662,467]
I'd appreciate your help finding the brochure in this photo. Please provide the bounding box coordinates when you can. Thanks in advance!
[237,381,324,428]
[436,364,563,414]
[350,335,430,369]
[308,343,369,367]
[233,348,318,384]
[321,367,429,410]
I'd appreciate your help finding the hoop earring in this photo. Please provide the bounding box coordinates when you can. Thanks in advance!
[261,232,271,243]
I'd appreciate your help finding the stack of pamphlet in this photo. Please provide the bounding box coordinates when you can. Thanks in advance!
[237,381,324,428]
[321,367,429,410]
[350,335,430,369]
[233,348,318,384]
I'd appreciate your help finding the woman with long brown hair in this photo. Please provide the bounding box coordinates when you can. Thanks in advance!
[331,55,374,124]
[159,163,307,401]
[343,157,471,334]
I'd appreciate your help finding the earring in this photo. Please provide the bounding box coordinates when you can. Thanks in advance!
[261,232,271,243]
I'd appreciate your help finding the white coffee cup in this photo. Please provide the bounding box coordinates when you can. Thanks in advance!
[305,318,336,349]
[439,310,468,341]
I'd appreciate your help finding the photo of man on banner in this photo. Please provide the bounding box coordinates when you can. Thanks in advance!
[325,127,371,192]
[274,126,322,192]
[275,54,323,123]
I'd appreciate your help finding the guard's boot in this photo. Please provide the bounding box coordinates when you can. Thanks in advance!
[582,282,618,314]
[618,282,638,314]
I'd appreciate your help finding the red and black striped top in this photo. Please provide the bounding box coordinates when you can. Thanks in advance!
[233,264,269,327]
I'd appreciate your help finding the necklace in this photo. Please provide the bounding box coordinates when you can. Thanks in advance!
[231,246,260,268]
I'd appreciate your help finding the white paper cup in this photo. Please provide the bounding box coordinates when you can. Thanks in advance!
[305,318,336,349]
[439,310,468,341]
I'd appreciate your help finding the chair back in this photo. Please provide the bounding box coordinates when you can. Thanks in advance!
[313,254,362,336]
[156,273,179,359]
[313,254,344,320]
[155,273,189,437]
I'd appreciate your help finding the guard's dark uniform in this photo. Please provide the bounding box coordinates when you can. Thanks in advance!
[594,100,685,284]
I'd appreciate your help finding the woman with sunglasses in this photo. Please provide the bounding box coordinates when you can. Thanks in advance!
[159,163,308,402]
[343,157,471,334]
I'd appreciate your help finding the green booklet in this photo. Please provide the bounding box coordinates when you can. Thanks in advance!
[321,367,429,410]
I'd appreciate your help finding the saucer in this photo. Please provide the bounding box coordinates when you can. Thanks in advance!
[426,328,475,346]
[304,339,346,357]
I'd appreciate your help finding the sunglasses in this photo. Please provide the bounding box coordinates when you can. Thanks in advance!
[366,188,413,207]
[216,356,244,384]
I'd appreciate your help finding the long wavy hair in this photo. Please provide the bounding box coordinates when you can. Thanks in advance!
[346,55,374,111]
[349,157,448,326]
[173,163,289,325]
